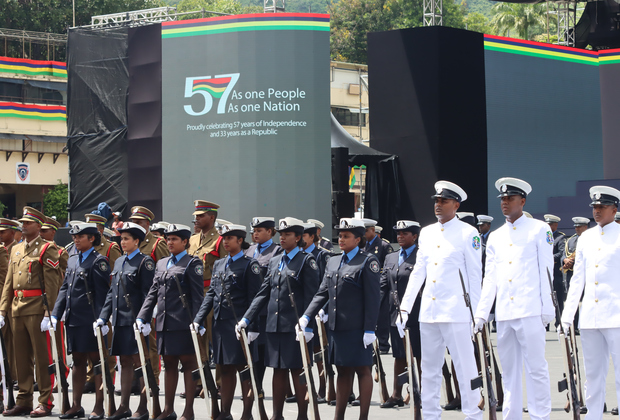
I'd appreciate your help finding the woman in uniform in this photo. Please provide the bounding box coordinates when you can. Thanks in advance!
[193,224,261,420]
[379,220,421,408]
[300,218,381,420]
[136,224,203,420]
[48,223,111,420]
[236,217,320,420]
[96,222,157,420]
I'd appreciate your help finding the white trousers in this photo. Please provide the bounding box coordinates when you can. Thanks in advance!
[580,328,620,420]
[420,322,482,420]
[496,316,551,420]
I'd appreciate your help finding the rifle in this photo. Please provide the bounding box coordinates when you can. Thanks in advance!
[0,328,14,410]
[32,262,70,414]
[569,325,584,409]
[388,274,421,419]
[314,315,336,404]
[457,270,497,420]
[173,274,220,419]
[546,268,580,419]
[482,324,504,408]
[117,267,161,418]
[81,270,116,416]
[221,276,267,420]
[282,275,320,420]
[371,340,390,405]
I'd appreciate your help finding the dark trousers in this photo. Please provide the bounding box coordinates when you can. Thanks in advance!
[376,294,390,352]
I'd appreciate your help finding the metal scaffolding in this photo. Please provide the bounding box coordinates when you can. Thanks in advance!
[264,0,285,13]
[91,6,178,27]
[0,28,66,60]
[556,0,577,46]
[423,0,443,26]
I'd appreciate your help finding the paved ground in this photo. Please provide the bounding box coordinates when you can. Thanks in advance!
[46,326,618,419]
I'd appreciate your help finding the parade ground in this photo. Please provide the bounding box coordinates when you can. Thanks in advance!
[69,326,618,420]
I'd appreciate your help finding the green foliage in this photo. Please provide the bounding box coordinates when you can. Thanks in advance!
[491,2,552,40]
[43,181,68,224]
[457,0,494,18]
[0,202,6,219]
[176,0,261,16]
[464,11,492,34]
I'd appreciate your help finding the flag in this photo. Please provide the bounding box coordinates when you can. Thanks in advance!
[349,167,357,189]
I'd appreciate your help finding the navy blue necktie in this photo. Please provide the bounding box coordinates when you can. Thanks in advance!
[254,245,262,259]
[340,255,349,268]
[399,249,406,266]
[79,253,83,264]
[167,255,177,269]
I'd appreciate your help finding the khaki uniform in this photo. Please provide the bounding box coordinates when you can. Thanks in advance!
[188,228,227,373]
[94,236,122,269]
[139,230,169,384]
[0,237,61,410]
[0,241,17,386]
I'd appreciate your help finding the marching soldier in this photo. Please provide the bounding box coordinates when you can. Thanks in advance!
[561,186,620,420]
[41,217,69,276]
[129,206,170,389]
[563,217,589,331]
[0,218,19,253]
[86,214,122,268]
[474,177,554,420]
[0,218,19,390]
[244,217,282,394]
[193,224,261,420]
[301,217,381,420]
[379,220,421,408]
[188,201,228,397]
[477,215,493,247]
[397,181,482,420]
[0,207,62,417]
[308,219,333,251]
[545,214,566,327]
[237,217,320,420]
[48,222,110,420]
[137,224,204,420]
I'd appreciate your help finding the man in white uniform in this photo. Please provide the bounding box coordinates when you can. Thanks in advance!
[397,180,482,420]
[474,177,554,420]
[561,186,620,420]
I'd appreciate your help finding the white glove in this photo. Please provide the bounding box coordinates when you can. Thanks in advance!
[474,318,485,333]
[395,311,408,338]
[542,314,555,327]
[247,332,259,343]
[298,316,309,331]
[235,318,248,340]
[152,305,158,318]
[561,322,572,335]
[295,324,314,343]
[51,316,58,332]
[41,317,50,332]
[318,309,328,324]
[0,315,5,329]
[136,319,151,336]
[93,319,109,336]
[363,332,376,348]
[191,322,206,336]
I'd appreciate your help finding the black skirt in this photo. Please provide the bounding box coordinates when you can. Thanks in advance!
[329,330,373,367]
[67,325,99,354]
[390,326,421,359]
[264,332,311,370]
[111,326,139,356]
[157,330,194,356]
[212,317,256,365]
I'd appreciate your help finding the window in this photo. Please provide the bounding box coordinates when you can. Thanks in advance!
[0,81,64,105]
[331,107,366,127]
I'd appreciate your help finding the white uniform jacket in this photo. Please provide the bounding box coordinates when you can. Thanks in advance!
[561,221,620,329]
[475,214,554,322]
[401,216,482,323]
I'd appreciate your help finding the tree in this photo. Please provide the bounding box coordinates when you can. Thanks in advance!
[464,11,493,34]
[491,2,548,40]
[176,0,261,17]
[43,181,69,224]
[0,201,6,219]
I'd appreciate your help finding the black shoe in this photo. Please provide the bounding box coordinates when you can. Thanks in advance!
[611,407,618,415]
[114,389,121,396]
[328,400,336,406]
[523,407,528,413]
[107,411,132,420]
[179,386,202,399]
[580,406,588,414]
[442,399,461,410]
[347,393,355,404]
[157,412,177,420]
[316,396,327,404]
[32,383,38,392]
[209,361,216,369]
[285,395,297,403]
[380,397,404,408]
[128,413,149,420]
[88,413,105,420]
[83,382,96,394]
[351,397,361,407]
[60,407,85,419]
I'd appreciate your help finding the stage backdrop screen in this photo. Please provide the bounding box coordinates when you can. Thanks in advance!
[161,14,331,229]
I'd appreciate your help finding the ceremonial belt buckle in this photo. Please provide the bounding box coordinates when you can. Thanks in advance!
[17,290,23,298]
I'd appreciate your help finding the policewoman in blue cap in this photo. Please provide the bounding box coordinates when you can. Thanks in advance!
[48,222,111,420]
[300,217,381,420]
[192,224,262,420]
[96,222,157,420]
[236,217,320,420]
[137,224,204,420]
[379,220,421,408]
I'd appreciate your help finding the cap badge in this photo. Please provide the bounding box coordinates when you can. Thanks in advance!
[594,192,601,200]
[340,220,348,228]
[397,221,406,229]
[280,221,287,229]
[253,218,259,225]
[435,187,442,194]
[501,185,507,192]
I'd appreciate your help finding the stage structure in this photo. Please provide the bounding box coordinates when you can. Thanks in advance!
[67,13,331,230]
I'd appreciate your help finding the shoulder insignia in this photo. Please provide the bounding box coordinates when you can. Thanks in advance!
[369,260,380,273]
[309,259,318,271]
[472,236,481,250]
[196,264,204,276]
[145,260,155,271]
[98,260,109,272]
[324,254,331,263]
[546,231,553,245]
[387,246,393,253]
[46,258,60,269]
[250,262,260,275]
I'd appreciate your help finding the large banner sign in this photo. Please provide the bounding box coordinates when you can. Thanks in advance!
[161,13,331,228]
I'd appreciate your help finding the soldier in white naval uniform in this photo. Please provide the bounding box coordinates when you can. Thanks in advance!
[474,177,554,420]
[397,181,483,420]
[561,186,620,420]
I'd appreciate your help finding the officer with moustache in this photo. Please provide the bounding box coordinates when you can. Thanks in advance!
[474,177,554,420]
[397,181,483,420]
